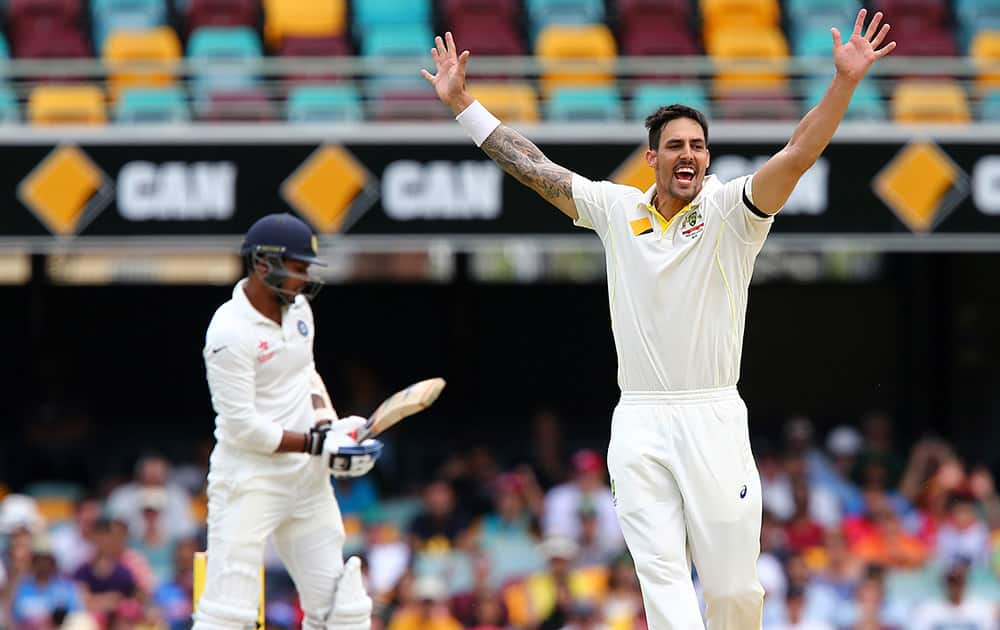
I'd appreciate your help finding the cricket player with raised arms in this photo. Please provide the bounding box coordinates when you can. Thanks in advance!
[423,9,894,629]
[196,213,382,630]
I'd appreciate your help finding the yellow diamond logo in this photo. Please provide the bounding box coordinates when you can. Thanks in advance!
[18,145,113,236]
[281,145,378,234]
[610,146,655,191]
[873,140,969,233]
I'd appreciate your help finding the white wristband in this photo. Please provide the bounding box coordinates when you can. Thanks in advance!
[456,100,501,147]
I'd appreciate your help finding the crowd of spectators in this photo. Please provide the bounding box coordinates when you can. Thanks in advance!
[2,411,999,630]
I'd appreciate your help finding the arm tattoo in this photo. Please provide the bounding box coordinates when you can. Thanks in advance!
[480,125,573,206]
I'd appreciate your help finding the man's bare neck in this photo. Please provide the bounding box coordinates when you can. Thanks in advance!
[244,279,282,325]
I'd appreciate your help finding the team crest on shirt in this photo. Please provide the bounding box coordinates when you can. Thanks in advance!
[297,320,309,337]
[679,207,705,240]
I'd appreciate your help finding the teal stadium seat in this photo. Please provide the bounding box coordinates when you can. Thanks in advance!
[526,0,605,41]
[956,0,1000,51]
[0,87,17,123]
[0,33,8,58]
[980,91,1000,121]
[91,0,168,53]
[547,86,624,121]
[361,24,433,57]
[631,84,710,120]
[353,0,431,33]
[187,27,262,100]
[793,27,847,57]
[115,87,190,122]
[786,0,859,32]
[287,85,363,122]
[805,77,884,120]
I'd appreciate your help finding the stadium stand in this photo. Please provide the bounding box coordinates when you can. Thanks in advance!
[28,84,107,124]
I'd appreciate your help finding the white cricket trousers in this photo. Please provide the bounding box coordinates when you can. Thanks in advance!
[192,459,346,630]
[607,387,764,630]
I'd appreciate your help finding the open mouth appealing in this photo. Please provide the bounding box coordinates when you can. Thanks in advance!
[674,165,696,184]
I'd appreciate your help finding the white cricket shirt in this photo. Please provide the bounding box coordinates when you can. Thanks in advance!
[573,173,773,391]
[203,279,317,477]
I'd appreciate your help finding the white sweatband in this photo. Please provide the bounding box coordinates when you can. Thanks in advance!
[456,100,501,147]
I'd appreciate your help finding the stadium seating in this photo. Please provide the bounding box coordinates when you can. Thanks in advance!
[619,22,700,58]
[715,89,799,120]
[449,16,525,57]
[0,88,20,123]
[805,78,885,120]
[262,0,345,51]
[440,0,520,25]
[114,86,189,122]
[469,82,540,122]
[184,0,259,35]
[707,26,789,93]
[187,26,263,100]
[90,0,168,54]
[360,24,433,57]
[546,86,623,121]
[536,24,617,95]
[204,88,276,120]
[891,80,971,123]
[526,0,605,41]
[278,35,352,83]
[891,26,958,57]
[956,0,1000,51]
[103,27,182,100]
[352,0,431,33]
[7,0,84,48]
[786,0,860,31]
[13,26,91,59]
[631,84,710,121]
[28,84,107,124]
[793,27,841,57]
[971,31,1000,92]
[979,90,1000,121]
[286,84,363,122]
[701,0,780,33]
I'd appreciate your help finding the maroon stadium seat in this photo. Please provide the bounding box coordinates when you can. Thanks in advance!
[278,36,352,84]
[186,0,259,34]
[715,89,798,120]
[371,88,448,121]
[891,26,958,56]
[204,89,277,121]
[449,16,525,56]
[617,0,692,26]
[874,0,948,27]
[8,0,84,54]
[440,0,519,25]
[621,24,700,56]
[13,24,90,58]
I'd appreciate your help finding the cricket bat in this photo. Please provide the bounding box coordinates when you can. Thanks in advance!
[355,377,446,441]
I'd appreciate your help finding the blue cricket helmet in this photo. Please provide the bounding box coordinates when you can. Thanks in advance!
[240,213,326,266]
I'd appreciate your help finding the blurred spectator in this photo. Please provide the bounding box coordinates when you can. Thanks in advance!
[0,496,45,537]
[601,557,643,630]
[333,477,380,520]
[542,450,622,558]
[527,410,568,490]
[10,533,83,627]
[131,489,175,589]
[440,447,499,519]
[856,412,904,489]
[968,466,1000,530]
[833,564,907,629]
[51,497,102,575]
[819,426,865,515]
[758,440,794,520]
[807,529,861,623]
[72,519,137,618]
[783,416,831,486]
[574,503,617,568]
[468,594,508,630]
[768,585,833,630]
[407,479,471,553]
[110,520,154,596]
[849,493,928,569]
[366,523,411,599]
[106,455,196,544]
[152,538,196,630]
[785,454,840,529]
[911,560,997,630]
[784,479,826,554]
[479,473,539,543]
[386,575,462,630]
[936,493,991,568]
[558,599,609,630]
[450,552,501,627]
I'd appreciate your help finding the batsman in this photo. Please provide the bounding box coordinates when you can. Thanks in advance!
[195,213,382,630]
[424,8,894,630]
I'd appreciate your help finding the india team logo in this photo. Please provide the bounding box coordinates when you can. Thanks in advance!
[680,208,705,240]
[298,320,309,336]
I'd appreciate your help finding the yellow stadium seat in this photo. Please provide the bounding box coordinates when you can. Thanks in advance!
[701,0,780,32]
[29,85,107,125]
[971,31,1000,92]
[536,24,617,96]
[103,27,182,100]
[263,0,347,50]
[892,81,970,123]
[706,26,789,93]
[469,82,540,122]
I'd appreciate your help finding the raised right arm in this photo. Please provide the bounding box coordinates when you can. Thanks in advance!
[422,32,579,220]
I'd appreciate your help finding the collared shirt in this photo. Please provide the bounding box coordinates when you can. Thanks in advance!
[203,279,316,476]
[573,173,773,391]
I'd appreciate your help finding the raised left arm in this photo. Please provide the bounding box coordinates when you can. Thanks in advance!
[752,8,895,215]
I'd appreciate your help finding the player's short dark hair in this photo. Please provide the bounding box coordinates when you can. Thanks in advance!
[645,104,709,150]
